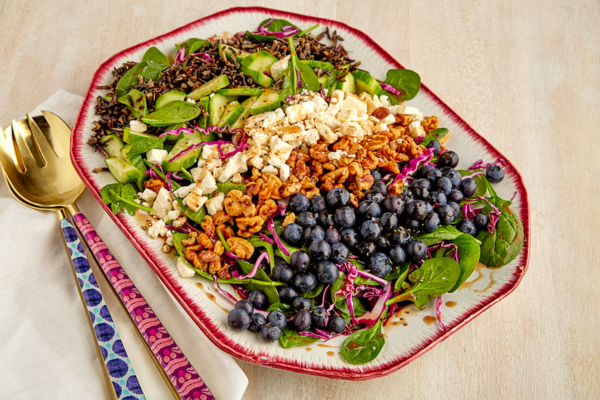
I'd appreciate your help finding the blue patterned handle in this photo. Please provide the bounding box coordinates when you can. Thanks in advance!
[60,218,146,400]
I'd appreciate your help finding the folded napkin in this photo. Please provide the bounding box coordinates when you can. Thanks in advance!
[0,90,248,399]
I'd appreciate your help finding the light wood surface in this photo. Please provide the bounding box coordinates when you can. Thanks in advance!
[1,1,599,398]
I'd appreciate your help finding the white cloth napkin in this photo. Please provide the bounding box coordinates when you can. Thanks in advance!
[0,90,248,399]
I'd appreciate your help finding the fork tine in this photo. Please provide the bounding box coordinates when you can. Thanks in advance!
[41,111,71,154]
[0,126,22,178]
[11,120,39,171]
[26,114,60,159]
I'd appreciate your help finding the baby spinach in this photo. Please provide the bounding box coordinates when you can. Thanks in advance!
[303,283,325,299]
[175,197,206,224]
[382,68,421,103]
[385,261,410,281]
[477,198,524,267]
[141,46,170,68]
[247,237,276,272]
[279,327,320,348]
[100,183,154,215]
[414,225,463,246]
[335,297,367,325]
[128,135,166,157]
[266,302,292,315]
[341,320,385,364]
[259,18,298,32]
[330,271,346,303]
[392,262,411,293]
[186,38,211,55]
[116,60,163,97]
[449,234,481,292]
[117,89,148,118]
[295,55,321,91]
[216,181,247,195]
[142,101,200,127]
[421,128,449,147]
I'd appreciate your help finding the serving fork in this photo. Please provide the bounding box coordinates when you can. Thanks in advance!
[0,113,214,400]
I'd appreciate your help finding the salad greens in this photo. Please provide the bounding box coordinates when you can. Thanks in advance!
[100,183,155,215]
[341,320,385,364]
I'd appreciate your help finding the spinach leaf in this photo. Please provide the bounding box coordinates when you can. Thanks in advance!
[247,237,276,272]
[117,89,148,118]
[258,18,298,32]
[244,31,277,43]
[385,261,411,281]
[477,198,524,267]
[116,61,163,97]
[295,55,321,91]
[279,327,320,348]
[392,262,411,293]
[449,234,481,292]
[186,38,211,55]
[279,71,295,102]
[128,136,166,157]
[216,181,247,195]
[330,271,346,303]
[414,225,463,246]
[341,320,385,364]
[142,46,170,68]
[266,302,292,315]
[297,24,320,38]
[421,128,449,147]
[100,183,154,215]
[335,297,367,325]
[382,69,421,103]
[142,101,200,127]
[303,283,325,299]
[174,197,206,224]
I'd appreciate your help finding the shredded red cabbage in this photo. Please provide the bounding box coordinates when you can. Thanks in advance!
[380,83,402,96]
[319,84,330,102]
[175,47,214,65]
[462,203,480,220]
[340,261,359,326]
[295,68,302,88]
[165,172,173,192]
[266,219,289,256]
[232,284,247,300]
[252,18,300,38]
[468,158,508,171]
[414,136,425,144]
[258,233,275,245]
[356,281,392,326]
[212,277,238,305]
[159,124,242,139]
[170,172,183,181]
[429,242,460,264]
[435,296,447,332]
[224,250,239,260]
[165,224,192,234]
[277,203,287,217]
[469,195,502,233]
[463,171,484,180]
[285,95,295,103]
[355,269,388,286]
[238,251,270,280]
[390,147,435,187]
[319,284,331,308]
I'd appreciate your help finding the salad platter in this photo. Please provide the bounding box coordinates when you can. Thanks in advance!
[71,7,530,380]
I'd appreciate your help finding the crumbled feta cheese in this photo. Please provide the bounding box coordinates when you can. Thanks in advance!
[202,145,220,160]
[153,188,174,220]
[340,122,365,140]
[173,183,197,198]
[315,112,342,129]
[270,55,290,80]
[304,128,320,146]
[312,96,328,113]
[184,187,207,212]
[251,131,271,146]
[176,257,195,278]
[148,219,167,239]
[205,193,225,215]
[173,201,182,212]
[146,149,168,165]
[267,138,293,168]
[173,216,187,227]
[281,129,308,144]
[376,95,391,108]
[141,188,157,202]
[325,90,344,115]
[390,105,422,116]
[248,155,264,169]
[262,165,279,175]
[231,173,243,184]
[408,121,426,137]
[166,231,174,246]
[212,166,223,180]
[167,209,181,221]
[186,98,196,104]
[315,118,339,144]
[328,150,348,161]
[365,96,383,114]
[218,152,247,183]
[205,158,223,170]
[378,114,396,125]
[342,93,367,113]
[244,109,285,134]
[129,120,147,133]
[285,102,315,124]
[190,167,201,182]
[196,168,217,195]
[279,164,290,182]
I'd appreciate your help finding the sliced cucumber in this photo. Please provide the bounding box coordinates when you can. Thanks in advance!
[231,96,258,129]
[99,134,125,159]
[155,90,186,109]
[105,157,141,184]
[334,71,356,93]
[187,75,230,100]
[215,88,264,97]
[127,130,164,145]
[122,127,131,143]
[198,97,210,129]
[241,51,278,73]
[218,101,244,128]
[208,93,229,127]
[161,132,204,172]
[218,43,250,62]
[352,70,383,96]
[250,90,281,115]
[240,66,273,88]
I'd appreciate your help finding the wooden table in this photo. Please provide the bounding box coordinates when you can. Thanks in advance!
[1,1,598,398]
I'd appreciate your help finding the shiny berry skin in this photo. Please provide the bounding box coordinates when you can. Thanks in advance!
[457,219,477,236]
[335,207,357,229]
[369,253,392,278]
[427,140,441,155]
[435,204,455,225]
[293,310,312,331]
[227,309,251,331]
[311,195,327,213]
[375,235,390,251]
[405,218,421,233]
[486,164,505,183]
[318,210,336,228]
[273,262,294,283]
[405,200,428,220]
[341,229,359,249]
[379,212,399,232]
[288,193,310,213]
[474,213,489,230]
[371,170,382,182]
[247,291,266,310]
[290,250,311,272]
[422,212,440,233]
[294,272,318,292]
[460,178,477,198]
[438,151,459,168]
[389,246,406,265]
[293,296,312,312]
[311,307,327,328]
[419,165,435,178]
[330,242,349,265]
[389,228,411,246]
[359,220,382,241]
[406,240,428,261]
[235,299,254,315]
[282,223,303,246]
[248,313,266,332]
[372,181,388,196]
[363,190,385,204]
[308,240,331,261]
[399,189,414,202]
[447,189,464,203]
[296,211,317,228]
[259,259,269,273]
[327,188,350,209]
[303,225,325,244]
[435,176,453,195]
[259,323,281,342]
[325,227,340,244]
[448,201,461,220]
[356,241,377,258]
[316,261,339,284]
[356,200,381,221]
[423,167,442,182]
[428,191,447,206]
[327,315,346,333]
[410,179,431,199]
[278,286,299,304]
[443,168,463,188]
[267,310,287,330]
[383,196,404,214]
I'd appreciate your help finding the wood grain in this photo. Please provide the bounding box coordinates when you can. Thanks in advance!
[1,0,599,398]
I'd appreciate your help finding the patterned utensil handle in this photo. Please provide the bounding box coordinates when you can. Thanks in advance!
[72,212,214,400]
[60,218,145,400]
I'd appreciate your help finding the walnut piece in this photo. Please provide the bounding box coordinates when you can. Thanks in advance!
[201,216,216,238]
[226,237,255,259]
[214,241,224,256]
[217,224,236,240]
[282,212,296,226]
[258,200,279,221]
[224,190,254,217]
[143,179,165,193]
[182,231,198,247]
[236,216,265,238]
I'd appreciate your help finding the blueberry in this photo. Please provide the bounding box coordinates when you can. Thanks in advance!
[423,167,442,182]
[447,189,464,203]
[327,188,350,209]
[379,212,399,232]
[359,220,382,241]
[293,309,312,331]
[259,323,281,342]
[486,164,505,183]
[422,212,440,233]
[442,168,462,188]
[448,201,461,220]
[474,213,489,230]
[457,219,477,236]
[383,196,404,214]
[460,178,477,198]
[435,204,455,225]
[369,253,392,277]
[273,262,294,283]
[405,200,428,220]
[410,179,431,199]
[290,250,311,272]
[438,151,459,168]
[294,272,318,292]
[296,211,317,228]
[419,165,435,178]
[363,190,385,204]
[311,307,327,328]
[356,200,381,220]
[303,225,325,244]
[399,189,414,202]
[318,210,336,228]
[308,240,331,261]
[282,223,303,246]
[335,207,357,228]
[428,191,447,206]
[293,296,312,311]
[247,291,266,310]
[327,315,346,333]
[289,193,310,213]
[340,228,359,249]
[248,313,267,332]
[389,227,411,246]
[330,242,349,265]
[371,170,382,182]
[325,227,340,244]
[267,310,287,330]
[227,309,251,331]
[389,246,406,265]
[316,261,339,284]
[375,235,390,251]
[427,140,441,155]
[279,286,299,304]
[406,240,428,261]
[371,181,388,196]
[435,176,453,195]
[311,195,327,213]
[405,218,421,233]
[235,300,254,315]
[356,241,377,258]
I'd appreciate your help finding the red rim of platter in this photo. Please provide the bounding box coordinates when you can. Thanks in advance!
[70,6,530,380]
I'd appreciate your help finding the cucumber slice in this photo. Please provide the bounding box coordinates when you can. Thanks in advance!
[161,132,204,172]
[215,88,264,97]
[250,90,281,115]
[240,66,273,88]
[122,127,131,143]
[352,70,383,96]
[127,131,163,145]
[155,90,186,109]
[333,71,356,93]
[241,51,278,73]
[99,134,125,159]
[218,43,250,62]
[198,97,210,129]
[187,75,230,100]
[218,101,244,128]
[105,157,141,184]
[208,93,229,127]
[231,96,258,129]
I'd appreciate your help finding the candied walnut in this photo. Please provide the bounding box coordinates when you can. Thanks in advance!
[258,200,279,221]
[224,190,254,217]
[347,142,363,155]
[332,136,353,152]
[380,147,410,163]
[296,152,311,163]
[422,115,439,133]
[394,114,413,126]
[310,160,324,177]
[320,167,349,184]
[361,152,379,170]
[356,173,375,191]
[289,175,300,183]
[286,151,298,168]
[292,160,309,179]
[258,174,282,201]
[246,181,261,197]
[371,107,390,120]
[182,231,199,247]
[347,180,358,191]
[388,180,404,196]
[218,263,232,279]
[281,181,302,197]
[389,126,406,140]
[349,193,359,208]
[352,190,365,201]
[227,237,255,259]
[300,176,318,190]
[143,179,165,193]
[362,134,389,151]
[251,167,262,181]
[184,249,204,270]
[282,212,296,226]
[309,143,329,163]
[321,179,335,192]
[198,250,221,275]
[348,162,363,177]
[214,241,225,256]
[398,136,426,157]
[236,216,265,238]
[217,224,235,239]
[213,210,233,225]
[197,233,214,250]
[379,159,400,174]
[323,162,336,171]
[304,187,320,199]
[201,216,216,239]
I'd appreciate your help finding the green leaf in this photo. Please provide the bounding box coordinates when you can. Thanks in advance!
[128,136,166,157]
[117,89,148,118]
[142,101,200,127]
[303,283,325,299]
[247,237,276,273]
[414,225,463,246]
[267,302,292,315]
[216,181,247,195]
[258,18,298,32]
[408,257,460,308]
[297,24,320,38]
[392,262,411,293]
[341,320,385,364]
[100,183,154,215]
[382,68,421,103]
[335,297,367,325]
[330,271,346,303]
[186,38,211,55]
[294,55,321,91]
[142,46,170,68]
[279,327,319,348]
[116,61,162,97]
[421,128,449,147]
[174,197,206,225]
[477,201,524,267]
[449,234,481,292]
